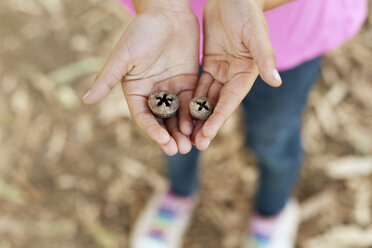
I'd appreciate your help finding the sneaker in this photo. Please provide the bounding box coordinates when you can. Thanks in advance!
[130,187,198,248]
[245,200,300,248]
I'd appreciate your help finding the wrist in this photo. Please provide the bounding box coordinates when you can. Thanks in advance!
[132,0,192,14]
[209,0,291,11]
[262,0,293,11]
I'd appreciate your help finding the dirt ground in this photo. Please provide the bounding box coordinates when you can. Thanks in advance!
[0,0,372,247]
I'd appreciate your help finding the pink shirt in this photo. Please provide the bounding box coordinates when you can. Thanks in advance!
[121,0,368,71]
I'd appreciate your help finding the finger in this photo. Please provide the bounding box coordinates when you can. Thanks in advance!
[126,95,175,150]
[82,40,132,104]
[194,71,214,97]
[165,116,192,154]
[207,80,223,104]
[241,9,282,87]
[178,90,194,136]
[201,72,256,140]
[190,120,203,144]
[143,114,178,156]
[160,137,178,156]
[191,81,222,150]
[193,121,211,150]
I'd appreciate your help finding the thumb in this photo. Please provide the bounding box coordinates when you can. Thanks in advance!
[242,9,282,87]
[82,42,132,104]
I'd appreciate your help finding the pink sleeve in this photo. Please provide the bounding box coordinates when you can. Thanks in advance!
[265,0,368,70]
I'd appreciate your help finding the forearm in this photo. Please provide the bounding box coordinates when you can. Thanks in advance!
[131,0,191,13]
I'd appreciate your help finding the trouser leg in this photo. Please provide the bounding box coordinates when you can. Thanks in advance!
[242,57,322,216]
[165,146,200,196]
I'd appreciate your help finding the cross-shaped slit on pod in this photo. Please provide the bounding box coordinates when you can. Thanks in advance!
[196,100,209,111]
[156,94,173,107]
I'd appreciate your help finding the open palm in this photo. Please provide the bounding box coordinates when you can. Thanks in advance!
[192,0,282,150]
[83,8,199,155]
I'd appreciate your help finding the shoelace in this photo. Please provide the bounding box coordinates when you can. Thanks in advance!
[249,213,279,248]
[250,232,270,248]
[147,205,177,241]
[146,191,196,242]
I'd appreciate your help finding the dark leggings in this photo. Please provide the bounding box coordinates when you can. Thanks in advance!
[166,57,322,216]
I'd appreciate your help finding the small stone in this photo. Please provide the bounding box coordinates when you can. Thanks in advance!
[148,90,179,118]
[189,96,214,120]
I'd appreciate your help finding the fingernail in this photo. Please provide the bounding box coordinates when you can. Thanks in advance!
[205,138,211,149]
[83,90,91,100]
[272,69,282,83]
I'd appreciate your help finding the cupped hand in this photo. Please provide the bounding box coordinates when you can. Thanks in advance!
[192,0,282,150]
[83,7,199,156]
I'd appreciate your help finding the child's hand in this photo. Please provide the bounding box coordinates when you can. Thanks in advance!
[192,0,283,150]
[82,2,199,156]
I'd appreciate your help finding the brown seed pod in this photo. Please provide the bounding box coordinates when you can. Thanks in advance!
[148,90,179,118]
[189,96,214,120]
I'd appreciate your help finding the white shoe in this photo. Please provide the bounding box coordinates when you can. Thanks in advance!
[246,200,300,248]
[130,187,198,248]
